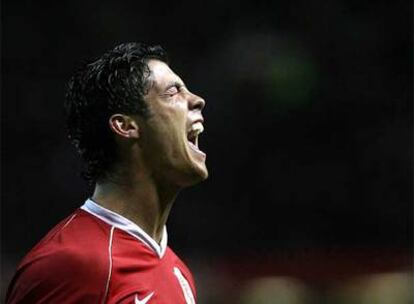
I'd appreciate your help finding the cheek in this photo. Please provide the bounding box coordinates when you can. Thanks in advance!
[159,103,187,130]
[147,99,188,146]
[146,116,184,157]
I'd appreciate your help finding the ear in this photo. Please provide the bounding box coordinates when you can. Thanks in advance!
[108,114,140,139]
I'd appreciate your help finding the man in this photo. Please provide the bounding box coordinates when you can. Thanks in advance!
[7,42,207,303]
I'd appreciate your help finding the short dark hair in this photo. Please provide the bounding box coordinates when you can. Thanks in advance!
[64,42,168,184]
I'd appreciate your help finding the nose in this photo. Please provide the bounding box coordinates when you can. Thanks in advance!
[188,92,205,111]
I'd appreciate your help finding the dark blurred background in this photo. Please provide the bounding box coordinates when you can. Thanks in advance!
[2,0,412,303]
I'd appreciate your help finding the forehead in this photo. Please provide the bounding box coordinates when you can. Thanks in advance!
[147,59,183,90]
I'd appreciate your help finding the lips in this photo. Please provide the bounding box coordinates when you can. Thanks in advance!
[187,121,205,157]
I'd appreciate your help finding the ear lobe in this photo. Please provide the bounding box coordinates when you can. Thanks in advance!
[109,114,140,139]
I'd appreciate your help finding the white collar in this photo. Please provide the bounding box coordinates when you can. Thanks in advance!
[80,198,168,258]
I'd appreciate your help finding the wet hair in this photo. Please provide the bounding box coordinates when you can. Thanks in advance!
[64,42,168,184]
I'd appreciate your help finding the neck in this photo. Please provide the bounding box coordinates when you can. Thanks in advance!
[92,173,180,243]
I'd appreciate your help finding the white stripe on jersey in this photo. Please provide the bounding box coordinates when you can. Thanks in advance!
[173,267,195,304]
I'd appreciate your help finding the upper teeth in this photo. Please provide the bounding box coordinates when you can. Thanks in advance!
[191,122,204,135]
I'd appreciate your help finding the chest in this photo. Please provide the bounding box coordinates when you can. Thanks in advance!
[107,251,196,303]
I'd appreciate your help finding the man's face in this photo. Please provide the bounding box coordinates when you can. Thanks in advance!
[138,59,208,187]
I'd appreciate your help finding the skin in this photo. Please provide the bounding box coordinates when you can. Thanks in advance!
[92,59,207,243]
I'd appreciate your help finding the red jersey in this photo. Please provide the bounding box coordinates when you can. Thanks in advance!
[6,199,197,304]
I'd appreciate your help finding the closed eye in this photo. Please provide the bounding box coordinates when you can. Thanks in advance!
[165,85,179,96]
[164,82,186,97]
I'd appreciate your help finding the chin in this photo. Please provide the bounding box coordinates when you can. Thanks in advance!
[175,145,208,186]
[194,165,209,182]
[175,161,208,188]
[186,164,209,186]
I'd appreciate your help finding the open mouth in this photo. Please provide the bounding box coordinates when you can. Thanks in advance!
[187,122,204,154]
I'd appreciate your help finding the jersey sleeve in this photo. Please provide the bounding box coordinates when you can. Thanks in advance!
[6,247,109,303]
